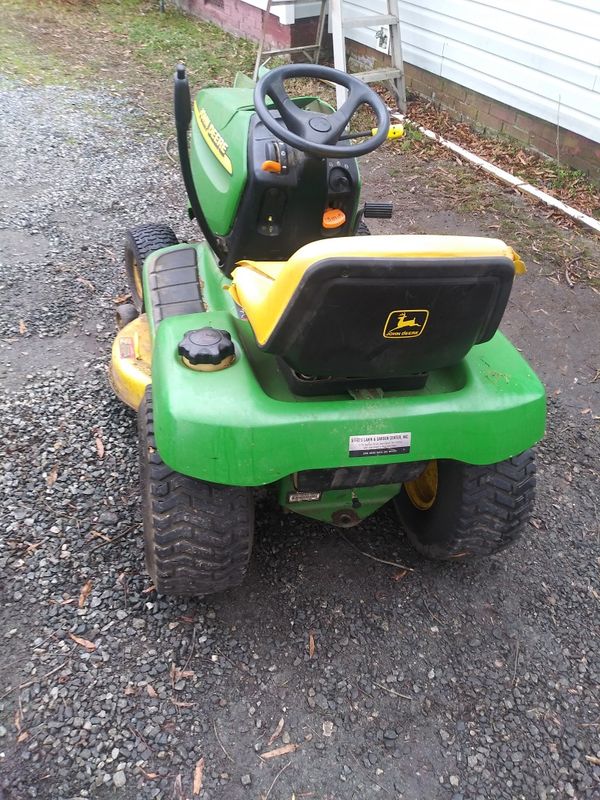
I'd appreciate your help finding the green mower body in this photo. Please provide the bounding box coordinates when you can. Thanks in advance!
[147,243,544,494]
[111,63,546,596]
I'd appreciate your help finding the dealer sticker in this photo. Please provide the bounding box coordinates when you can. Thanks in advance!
[348,432,411,457]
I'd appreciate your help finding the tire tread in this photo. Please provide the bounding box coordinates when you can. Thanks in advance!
[138,387,254,596]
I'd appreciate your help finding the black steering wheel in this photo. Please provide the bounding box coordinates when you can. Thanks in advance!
[254,63,389,159]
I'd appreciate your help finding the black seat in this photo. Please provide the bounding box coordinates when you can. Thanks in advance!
[229,236,523,387]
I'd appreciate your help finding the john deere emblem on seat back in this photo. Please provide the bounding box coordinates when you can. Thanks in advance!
[383,310,429,339]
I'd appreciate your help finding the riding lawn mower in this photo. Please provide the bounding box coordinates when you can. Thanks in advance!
[110,63,545,596]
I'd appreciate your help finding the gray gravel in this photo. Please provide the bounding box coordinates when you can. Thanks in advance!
[1,75,599,800]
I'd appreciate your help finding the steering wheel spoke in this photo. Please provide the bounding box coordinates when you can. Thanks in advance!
[254,64,389,159]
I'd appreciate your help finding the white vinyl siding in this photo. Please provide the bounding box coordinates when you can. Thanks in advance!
[337,0,600,142]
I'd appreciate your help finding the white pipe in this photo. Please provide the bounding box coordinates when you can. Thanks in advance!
[392,113,600,236]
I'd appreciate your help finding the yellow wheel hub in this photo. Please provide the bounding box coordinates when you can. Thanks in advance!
[405,461,438,511]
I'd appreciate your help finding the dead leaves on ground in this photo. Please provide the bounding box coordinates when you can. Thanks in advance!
[308,632,315,659]
[267,717,284,746]
[170,662,194,687]
[68,632,97,651]
[95,435,105,459]
[46,465,58,487]
[15,708,28,742]
[193,757,205,795]
[260,742,298,760]
[76,276,95,292]
[78,579,93,608]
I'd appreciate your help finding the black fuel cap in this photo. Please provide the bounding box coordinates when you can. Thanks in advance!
[178,328,235,367]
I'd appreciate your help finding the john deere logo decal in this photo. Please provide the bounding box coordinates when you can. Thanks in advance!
[383,309,429,339]
[194,104,233,175]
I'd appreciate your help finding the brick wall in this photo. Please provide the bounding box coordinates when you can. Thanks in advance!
[404,64,600,184]
[177,0,289,49]
[176,1,321,54]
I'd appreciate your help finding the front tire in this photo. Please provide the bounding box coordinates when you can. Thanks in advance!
[395,451,536,559]
[138,388,254,596]
[125,223,179,312]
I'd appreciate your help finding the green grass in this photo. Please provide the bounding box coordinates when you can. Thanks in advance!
[98,0,255,84]
[0,0,71,84]
[0,0,256,88]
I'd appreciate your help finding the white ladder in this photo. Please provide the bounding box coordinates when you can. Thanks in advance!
[329,0,406,112]
[253,0,328,81]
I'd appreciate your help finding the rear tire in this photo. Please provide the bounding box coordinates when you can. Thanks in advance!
[125,223,178,312]
[395,451,536,559]
[138,387,254,596]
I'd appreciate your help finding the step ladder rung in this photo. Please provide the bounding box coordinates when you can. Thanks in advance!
[353,67,404,83]
[343,14,398,28]
[330,0,407,112]
[263,44,321,56]
[253,0,328,81]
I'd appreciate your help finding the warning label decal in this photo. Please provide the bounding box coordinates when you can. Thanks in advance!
[349,432,411,458]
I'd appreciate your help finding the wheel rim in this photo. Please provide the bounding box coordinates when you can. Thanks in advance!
[405,461,438,511]
[132,258,143,299]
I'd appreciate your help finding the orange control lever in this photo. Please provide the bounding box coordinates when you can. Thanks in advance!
[261,160,282,174]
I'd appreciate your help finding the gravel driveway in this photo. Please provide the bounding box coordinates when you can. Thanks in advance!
[1,76,599,800]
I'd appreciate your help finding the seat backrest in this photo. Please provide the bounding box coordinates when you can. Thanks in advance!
[230,236,524,381]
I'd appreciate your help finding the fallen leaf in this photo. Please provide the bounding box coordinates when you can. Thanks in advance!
[585,755,600,766]
[268,717,285,746]
[78,579,93,608]
[90,530,111,543]
[95,436,105,459]
[124,685,138,696]
[392,569,408,581]
[113,292,132,304]
[170,662,195,686]
[17,731,29,743]
[193,756,205,795]
[261,743,298,759]
[171,700,195,708]
[322,720,334,737]
[142,584,156,594]
[173,773,184,800]
[138,767,159,779]
[46,466,58,487]
[14,708,22,733]
[76,276,95,291]
[19,319,27,335]
[146,684,158,698]
[69,633,97,651]
[308,633,315,658]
